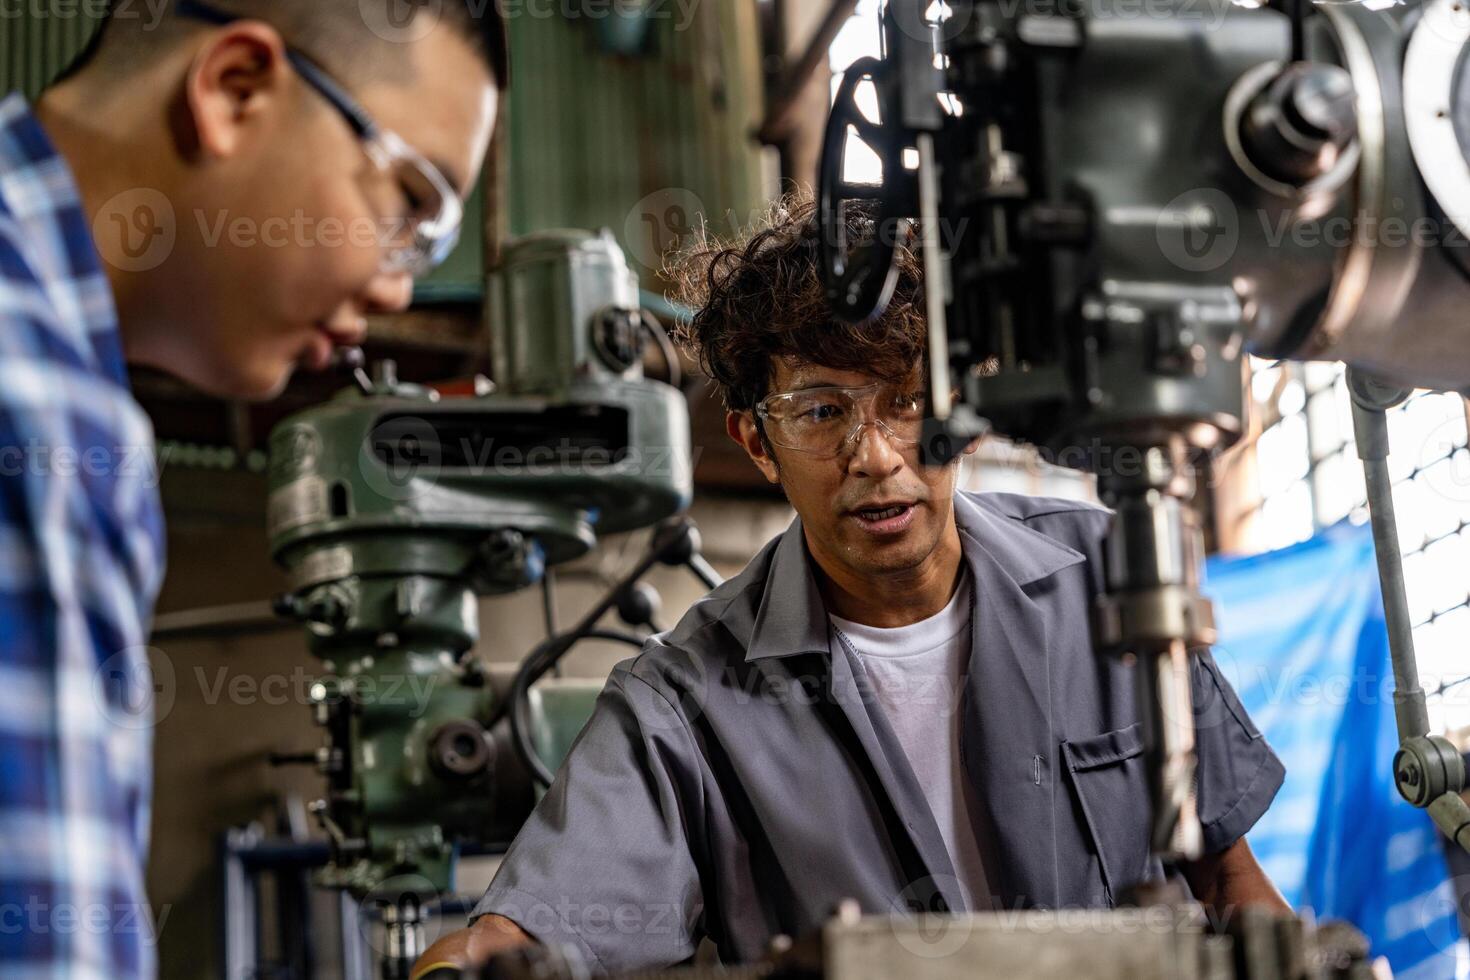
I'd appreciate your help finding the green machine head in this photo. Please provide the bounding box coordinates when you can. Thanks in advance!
[266,230,692,971]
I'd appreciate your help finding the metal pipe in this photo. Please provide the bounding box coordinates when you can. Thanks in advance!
[757,0,862,144]
[341,891,371,980]
[1362,452,1431,741]
[151,601,284,639]
[1430,792,1470,852]
[220,828,260,980]
[1346,370,1470,853]
[483,78,511,272]
[1349,371,1430,742]
[688,553,724,592]
[381,899,423,980]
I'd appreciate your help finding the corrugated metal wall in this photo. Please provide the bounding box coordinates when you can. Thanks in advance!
[504,2,769,286]
[0,8,103,98]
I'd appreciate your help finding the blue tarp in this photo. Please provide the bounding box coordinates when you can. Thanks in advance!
[1206,521,1464,979]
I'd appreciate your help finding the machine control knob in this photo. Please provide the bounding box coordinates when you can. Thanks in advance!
[302,585,352,637]
[592,306,645,374]
[651,518,698,566]
[473,529,544,592]
[272,592,302,621]
[428,720,493,780]
[1241,63,1357,186]
[616,582,662,629]
[1393,735,1465,807]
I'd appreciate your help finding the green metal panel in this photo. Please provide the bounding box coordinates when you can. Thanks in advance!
[503,2,767,286]
[0,8,103,99]
[431,2,768,297]
[528,678,604,784]
[416,176,486,302]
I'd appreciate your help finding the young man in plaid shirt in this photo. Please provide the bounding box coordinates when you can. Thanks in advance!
[0,2,506,975]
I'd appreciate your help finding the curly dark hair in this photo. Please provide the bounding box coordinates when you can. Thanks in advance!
[666,194,926,413]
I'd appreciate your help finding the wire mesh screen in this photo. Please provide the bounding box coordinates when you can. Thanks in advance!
[1230,358,1470,732]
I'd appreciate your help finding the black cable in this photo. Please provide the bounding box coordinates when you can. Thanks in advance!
[509,627,647,787]
[640,310,683,390]
[541,568,560,635]
[495,517,728,786]
[1285,0,1305,63]
[541,568,562,678]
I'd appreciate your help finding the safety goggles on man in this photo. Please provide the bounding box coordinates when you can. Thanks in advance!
[754,382,930,459]
[174,0,464,277]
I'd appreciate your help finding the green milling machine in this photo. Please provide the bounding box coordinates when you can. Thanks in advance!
[265,230,702,977]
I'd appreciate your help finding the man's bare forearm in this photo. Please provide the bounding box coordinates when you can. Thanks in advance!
[1180,837,1290,923]
[411,914,535,978]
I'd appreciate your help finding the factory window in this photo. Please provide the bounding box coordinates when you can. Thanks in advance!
[829,0,887,184]
[1232,357,1470,733]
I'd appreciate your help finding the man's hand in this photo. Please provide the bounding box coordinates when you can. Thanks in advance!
[410,914,534,979]
[1178,837,1291,923]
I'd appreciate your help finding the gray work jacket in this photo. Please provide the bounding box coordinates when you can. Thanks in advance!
[472,491,1285,971]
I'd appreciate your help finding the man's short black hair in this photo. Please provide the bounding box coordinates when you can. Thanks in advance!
[59,0,509,91]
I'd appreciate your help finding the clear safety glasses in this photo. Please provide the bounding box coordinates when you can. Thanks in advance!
[755,382,930,459]
[175,0,464,276]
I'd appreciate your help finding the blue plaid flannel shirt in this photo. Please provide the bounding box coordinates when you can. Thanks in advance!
[0,93,166,978]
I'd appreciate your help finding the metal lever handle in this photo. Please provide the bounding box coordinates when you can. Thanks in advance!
[1348,369,1470,852]
[333,346,374,395]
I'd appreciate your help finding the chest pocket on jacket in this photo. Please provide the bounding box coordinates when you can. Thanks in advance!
[1061,723,1153,904]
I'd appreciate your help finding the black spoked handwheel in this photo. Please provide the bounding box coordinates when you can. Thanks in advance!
[819,56,915,325]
